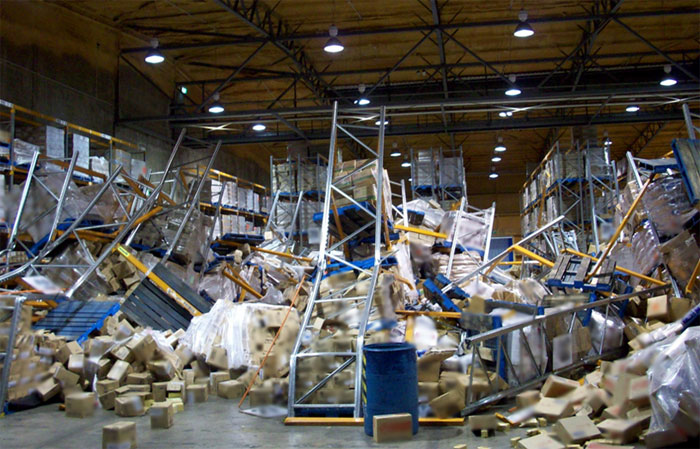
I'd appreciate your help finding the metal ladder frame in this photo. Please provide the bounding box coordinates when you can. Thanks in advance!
[287,102,388,418]
[0,296,26,414]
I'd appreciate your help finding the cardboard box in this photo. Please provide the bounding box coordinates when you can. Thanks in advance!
[53,365,80,388]
[150,402,175,429]
[102,421,136,449]
[186,384,208,403]
[153,381,169,402]
[148,360,176,381]
[67,353,84,375]
[541,375,579,397]
[417,349,453,382]
[36,378,61,401]
[596,419,642,444]
[646,295,668,321]
[516,433,565,449]
[127,335,156,363]
[534,397,574,421]
[210,371,230,395]
[99,390,116,410]
[517,390,541,408]
[248,384,273,407]
[115,395,145,417]
[428,389,463,418]
[627,376,649,407]
[669,297,692,321]
[85,357,113,380]
[206,346,229,371]
[418,381,439,403]
[111,345,135,363]
[218,380,245,399]
[56,340,83,365]
[468,414,498,431]
[372,413,413,443]
[127,372,153,385]
[107,360,132,384]
[553,415,601,444]
[65,392,95,418]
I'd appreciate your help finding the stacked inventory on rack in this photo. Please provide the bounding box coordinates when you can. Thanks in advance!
[520,136,617,263]
[268,153,327,252]
[195,168,269,240]
[409,147,466,209]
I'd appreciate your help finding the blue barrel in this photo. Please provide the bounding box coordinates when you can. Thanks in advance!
[363,342,419,436]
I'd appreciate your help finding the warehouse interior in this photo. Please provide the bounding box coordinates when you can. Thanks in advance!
[0,1,699,448]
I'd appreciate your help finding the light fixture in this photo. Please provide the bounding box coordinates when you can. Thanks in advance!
[505,75,521,96]
[626,105,640,113]
[375,119,389,126]
[145,39,165,64]
[390,142,401,157]
[494,136,506,152]
[354,83,370,106]
[603,131,612,146]
[408,177,412,182]
[401,156,410,168]
[324,25,344,53]
[660,64,677,87]
[492,156,502,162]
[208,93,224,114]
[489,172,499,179]
[252,123,266,132]
[179,86,188,95]
[513,9,534,38]
[499,110,514,118]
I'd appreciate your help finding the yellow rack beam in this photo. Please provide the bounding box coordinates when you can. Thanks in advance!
[394,224,448,239]
[562,248,665,286]
[686,258,700,294]
[395,309,462,319]
[283,417,464,426]
[511,244,555,268]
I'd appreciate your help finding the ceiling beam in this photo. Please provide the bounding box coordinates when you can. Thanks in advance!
[210,0,336,103]
[430,0,449,100]
[120,8,700,54]
[193,110,691,145]
[628,121,667,156]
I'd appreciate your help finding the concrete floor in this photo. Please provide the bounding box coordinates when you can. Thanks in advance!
[1,397,530,449]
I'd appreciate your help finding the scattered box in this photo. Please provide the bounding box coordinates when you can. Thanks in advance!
[150,402,175,429]
[206,346,229,371]
[36,378,60,401]
[469,414,498,431]
[186,384,208,403]
[210,371,231,395]
[102,421,136,449]
[646,295,668,321]
[65,392,95,418]
[115,395,145,417]
[429,389,464,418]
[418,381,440,403]
[534,397,573,421]
[372,413,413,443]
[153,381,169,402]
[127,372,153,385]
[517,390,541,408]
[596,419,642,444]
[148,360,176,381]
[553,416,601,444]
[516,433,565,449]
[99,390,116,410]
[218,380,245,399]
[626,377,649,407]
[417,349,453,382]
[127,334,156,363]
[541,375,579,398]
[107,360,131,384]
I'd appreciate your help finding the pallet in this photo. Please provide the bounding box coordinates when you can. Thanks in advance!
[546,254,615,291]
[33,300,120,343]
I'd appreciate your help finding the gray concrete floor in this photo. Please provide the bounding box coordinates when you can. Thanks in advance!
[0,397,532,448]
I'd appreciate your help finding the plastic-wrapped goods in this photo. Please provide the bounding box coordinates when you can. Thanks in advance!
[181,300,300,369]
[198,270,239,302]
[588,309,625,354]
[433,251,482,280]
[630,221,662,275]
[414,150,436,186]
[659,230,700,289]
[643,175,697,238]
[440,157,463,187]
[502,311,548,385]
[438,210,490,252]
[646,327,700,448]
[11,138,40,165]
[272,162,295,193]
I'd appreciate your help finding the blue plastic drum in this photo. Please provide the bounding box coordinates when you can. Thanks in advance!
[363,342,419,436]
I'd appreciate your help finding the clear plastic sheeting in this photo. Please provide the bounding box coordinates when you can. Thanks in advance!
[643,174,697,238]
[630,221,662,275]
[502,311,548,385]
[646,327,700,448]
[198,270,239,302]
[588,309,625,353]
[660,230,700,289]
[403,199,444,230]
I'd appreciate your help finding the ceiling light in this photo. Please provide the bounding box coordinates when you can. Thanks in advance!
[208,93,224,114]
[491,156,502,162]
[145,39,164,64]
[401,156,410,168]
[626,105,640,113]
[499,111,509,118]
[179,86,188,95]
[408,177,412,182]
[513,9,534,38]
[603,131,612,146]
[505,75,521,96]
[660,64,677,86]
[507,111,513,116]
[354,98,370,106]
[494,136,506,152]
[390,142,401,157]
[324,25,344,53]
[390,151,401,157]
[489,173,499,179]
[375,119,389,126]
[252,123,266,132]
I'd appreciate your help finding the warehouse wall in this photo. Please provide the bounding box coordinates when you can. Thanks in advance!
[0,2,268,185]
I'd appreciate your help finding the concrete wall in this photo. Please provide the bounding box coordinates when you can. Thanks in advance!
[0,2,268,185]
